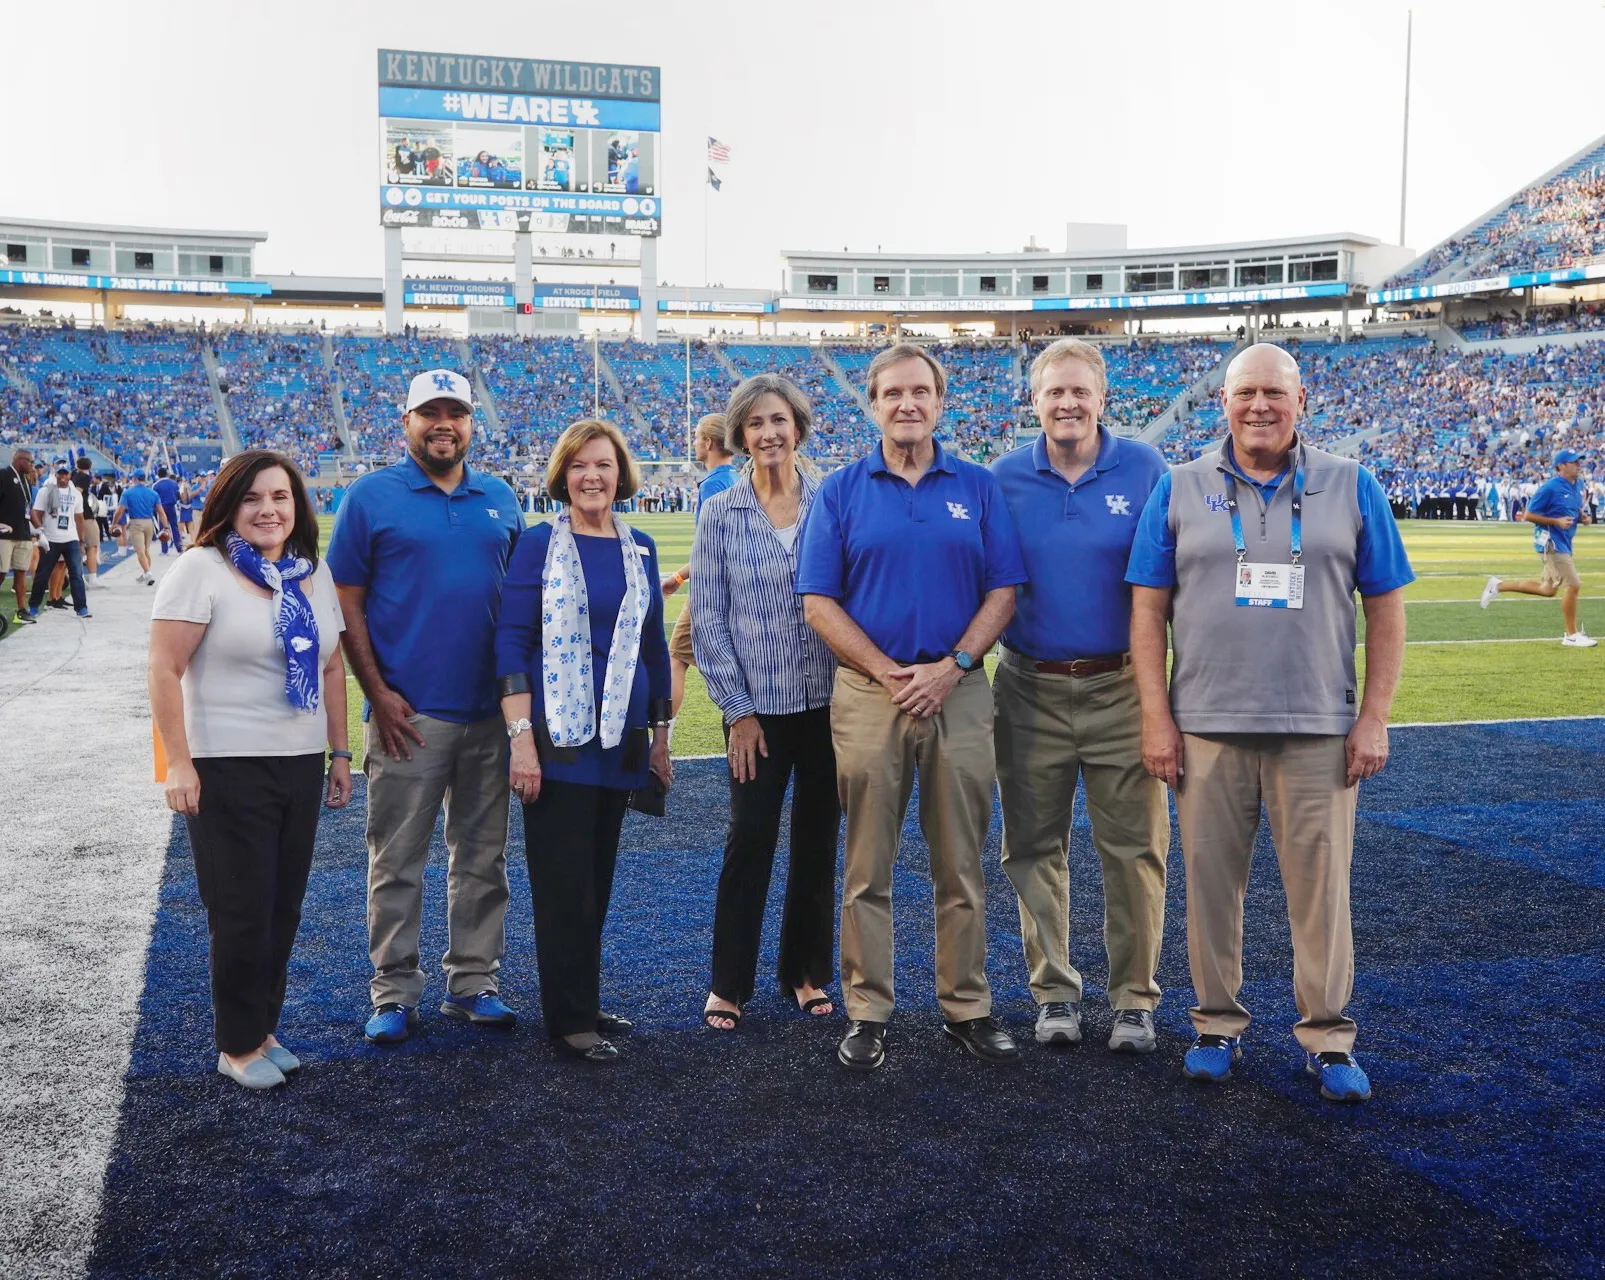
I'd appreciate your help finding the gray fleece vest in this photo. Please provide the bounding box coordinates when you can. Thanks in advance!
[1167,440,1362,736]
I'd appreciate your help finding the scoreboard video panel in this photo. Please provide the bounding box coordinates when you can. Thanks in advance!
[378,49,662,237]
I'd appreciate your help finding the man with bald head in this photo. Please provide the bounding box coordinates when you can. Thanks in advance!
[1125,343,1414,1103]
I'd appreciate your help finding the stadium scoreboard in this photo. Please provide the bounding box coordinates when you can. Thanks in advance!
[378,49,662,237]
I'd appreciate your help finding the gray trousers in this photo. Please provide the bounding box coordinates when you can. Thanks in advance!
[364,713,511,1007]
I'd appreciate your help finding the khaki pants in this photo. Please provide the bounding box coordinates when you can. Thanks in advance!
[128,519,154,556]
[364,713,512,1007]
[994,656,1169,1010]
[1174,733,1357,1053]
[831,667,994,1023]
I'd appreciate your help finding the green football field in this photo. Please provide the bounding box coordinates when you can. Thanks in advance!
[327,515,1602,765]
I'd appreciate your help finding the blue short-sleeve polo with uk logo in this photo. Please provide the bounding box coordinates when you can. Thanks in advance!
[327,455,522,723]
[991,429,1167,660]
[796,440,1026,665]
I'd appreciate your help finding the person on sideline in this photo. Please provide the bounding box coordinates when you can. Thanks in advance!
[1480,448,1596,646]
[177,475,198,546]
[1,448,35,624]
[114,470,166,586]
[692,375,840,1032]
[148,450,351,1090]
[991,338,1171,1053]
[799,343,1026,1071]
[660,415,739,719]
[24,462,90,620]
[495,419,672,1062]
[71,457,102,585]
[154,466,183,554]
[1126,343,1414,1104]
[328,369,524,1044]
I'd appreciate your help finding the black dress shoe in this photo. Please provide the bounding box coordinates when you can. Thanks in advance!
[837,1019,886,1071]
[551,1036,619,1063]
[942,1016,1020,1064]
[596,1012,633,1035]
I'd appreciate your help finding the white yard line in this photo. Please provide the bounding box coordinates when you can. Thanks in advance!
[0,556,177,1280]
[1393,713,1604,728]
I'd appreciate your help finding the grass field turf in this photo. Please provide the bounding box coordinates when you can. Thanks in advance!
[319,515,1601,763]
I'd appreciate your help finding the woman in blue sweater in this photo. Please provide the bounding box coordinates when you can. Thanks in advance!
[495,418,672,1062]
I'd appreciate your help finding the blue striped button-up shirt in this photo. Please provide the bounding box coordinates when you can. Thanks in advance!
[689,468,837,724]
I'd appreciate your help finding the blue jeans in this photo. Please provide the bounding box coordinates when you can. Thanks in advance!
[29,539,86,612]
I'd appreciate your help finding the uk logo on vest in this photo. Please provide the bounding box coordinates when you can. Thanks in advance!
[1206,493,1231,513]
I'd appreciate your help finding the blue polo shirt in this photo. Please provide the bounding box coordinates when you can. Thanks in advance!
[120,484,159,520]
[796,440,1026,665]
[1527,475,1583,555]
[696,462,738,525]
[992,429,1167,660]
[327,456,523,723]
[153,477,179,510]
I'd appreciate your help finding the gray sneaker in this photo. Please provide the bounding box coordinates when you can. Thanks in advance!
[1035,1000,1081,1045]
[1108,1008,1157,1054]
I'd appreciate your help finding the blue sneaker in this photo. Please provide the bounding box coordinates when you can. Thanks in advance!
[1307,1051,1372,1103]
[75,608,92,619]
[1182,1033,1242,1082]
[441,991,517,1026]
[364,1003,418,1043]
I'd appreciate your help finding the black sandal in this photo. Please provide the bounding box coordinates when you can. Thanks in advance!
[800,996,834,1016]
[703,1006,742,1031]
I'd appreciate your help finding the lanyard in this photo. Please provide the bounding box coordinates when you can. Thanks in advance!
[1224,464,1304,564]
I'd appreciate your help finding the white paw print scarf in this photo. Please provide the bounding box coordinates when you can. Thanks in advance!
[540,509,649,749]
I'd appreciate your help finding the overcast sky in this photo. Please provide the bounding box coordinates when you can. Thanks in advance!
[7,0,1605,289]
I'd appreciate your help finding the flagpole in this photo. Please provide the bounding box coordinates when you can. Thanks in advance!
[703,172,710,288]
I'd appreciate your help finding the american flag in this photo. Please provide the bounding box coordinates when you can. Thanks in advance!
[707,136,731,164]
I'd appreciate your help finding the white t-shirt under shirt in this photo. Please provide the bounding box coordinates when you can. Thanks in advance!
[773,523,799,554]
[152,547,346,758]
[32,484,83,544]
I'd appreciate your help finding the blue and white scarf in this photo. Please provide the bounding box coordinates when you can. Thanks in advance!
[540,509,649,749]
[223,531,321,714]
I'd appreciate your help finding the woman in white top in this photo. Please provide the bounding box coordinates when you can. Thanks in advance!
[149,450,351,1090]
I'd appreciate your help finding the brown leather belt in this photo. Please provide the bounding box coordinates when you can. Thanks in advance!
[1008,649,1131,678]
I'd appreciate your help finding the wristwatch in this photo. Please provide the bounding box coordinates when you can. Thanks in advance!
[950,650,976,672]
[506,718,533,741]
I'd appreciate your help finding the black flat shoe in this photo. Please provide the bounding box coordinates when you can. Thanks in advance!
[837,1019,886,1071]
[942,1016,1020,1064]
[596,1012,633,1035]
[551,1036,619,1063]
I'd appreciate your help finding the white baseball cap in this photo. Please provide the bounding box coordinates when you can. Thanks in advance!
[406,369,474,412]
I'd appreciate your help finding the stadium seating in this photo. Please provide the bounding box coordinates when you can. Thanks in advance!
[603,338,733,457]
[470,335,631,464]
[1457,301,1605,342]
[1387,138,1605,287]
[335,332,463,462]
[0,323,217,471]
[212,330,338,474]
[1162,334,1605,506]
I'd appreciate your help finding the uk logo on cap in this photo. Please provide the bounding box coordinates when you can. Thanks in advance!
[406,369,474,413]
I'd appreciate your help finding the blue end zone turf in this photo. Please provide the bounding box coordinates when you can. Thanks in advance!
[88,721,1603,1277]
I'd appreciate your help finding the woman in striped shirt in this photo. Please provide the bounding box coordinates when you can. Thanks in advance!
[692,375,841,1031]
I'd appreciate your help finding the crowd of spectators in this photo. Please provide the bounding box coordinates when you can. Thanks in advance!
[1162,334,1604,516]
[0,322,217,472]
[1458,300,1605,342]
[213,330,339,475]
[1388,140,1605,287]
[601,339,732,458]
[334,332,462,463]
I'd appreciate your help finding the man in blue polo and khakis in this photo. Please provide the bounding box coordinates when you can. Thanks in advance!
[799,342,1026,1072]
[991,338,1171,1054]
[1126,343,1413,1104]
[328,369,524,1043]
[1480,447,1596,646]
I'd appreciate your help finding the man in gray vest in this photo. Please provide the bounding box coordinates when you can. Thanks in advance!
[1125,344,1413,1104]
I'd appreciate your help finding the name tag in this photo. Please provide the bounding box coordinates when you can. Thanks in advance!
[1234,561,1304,609]
[57,511,72,531]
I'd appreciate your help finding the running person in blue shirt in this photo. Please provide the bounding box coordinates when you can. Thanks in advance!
[1480,449,1596,647]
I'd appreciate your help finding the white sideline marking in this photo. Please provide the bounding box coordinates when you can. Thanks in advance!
[1399,637,1574,646]
[1406,595,1605,604]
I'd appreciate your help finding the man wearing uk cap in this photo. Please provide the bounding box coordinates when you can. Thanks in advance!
[328,369,525,1043]
[1480,448,1596,647]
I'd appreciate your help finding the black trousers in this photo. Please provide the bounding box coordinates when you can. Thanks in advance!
[523,780,628,1038]
[710,707,841,1006]
[185,754,324,1055]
